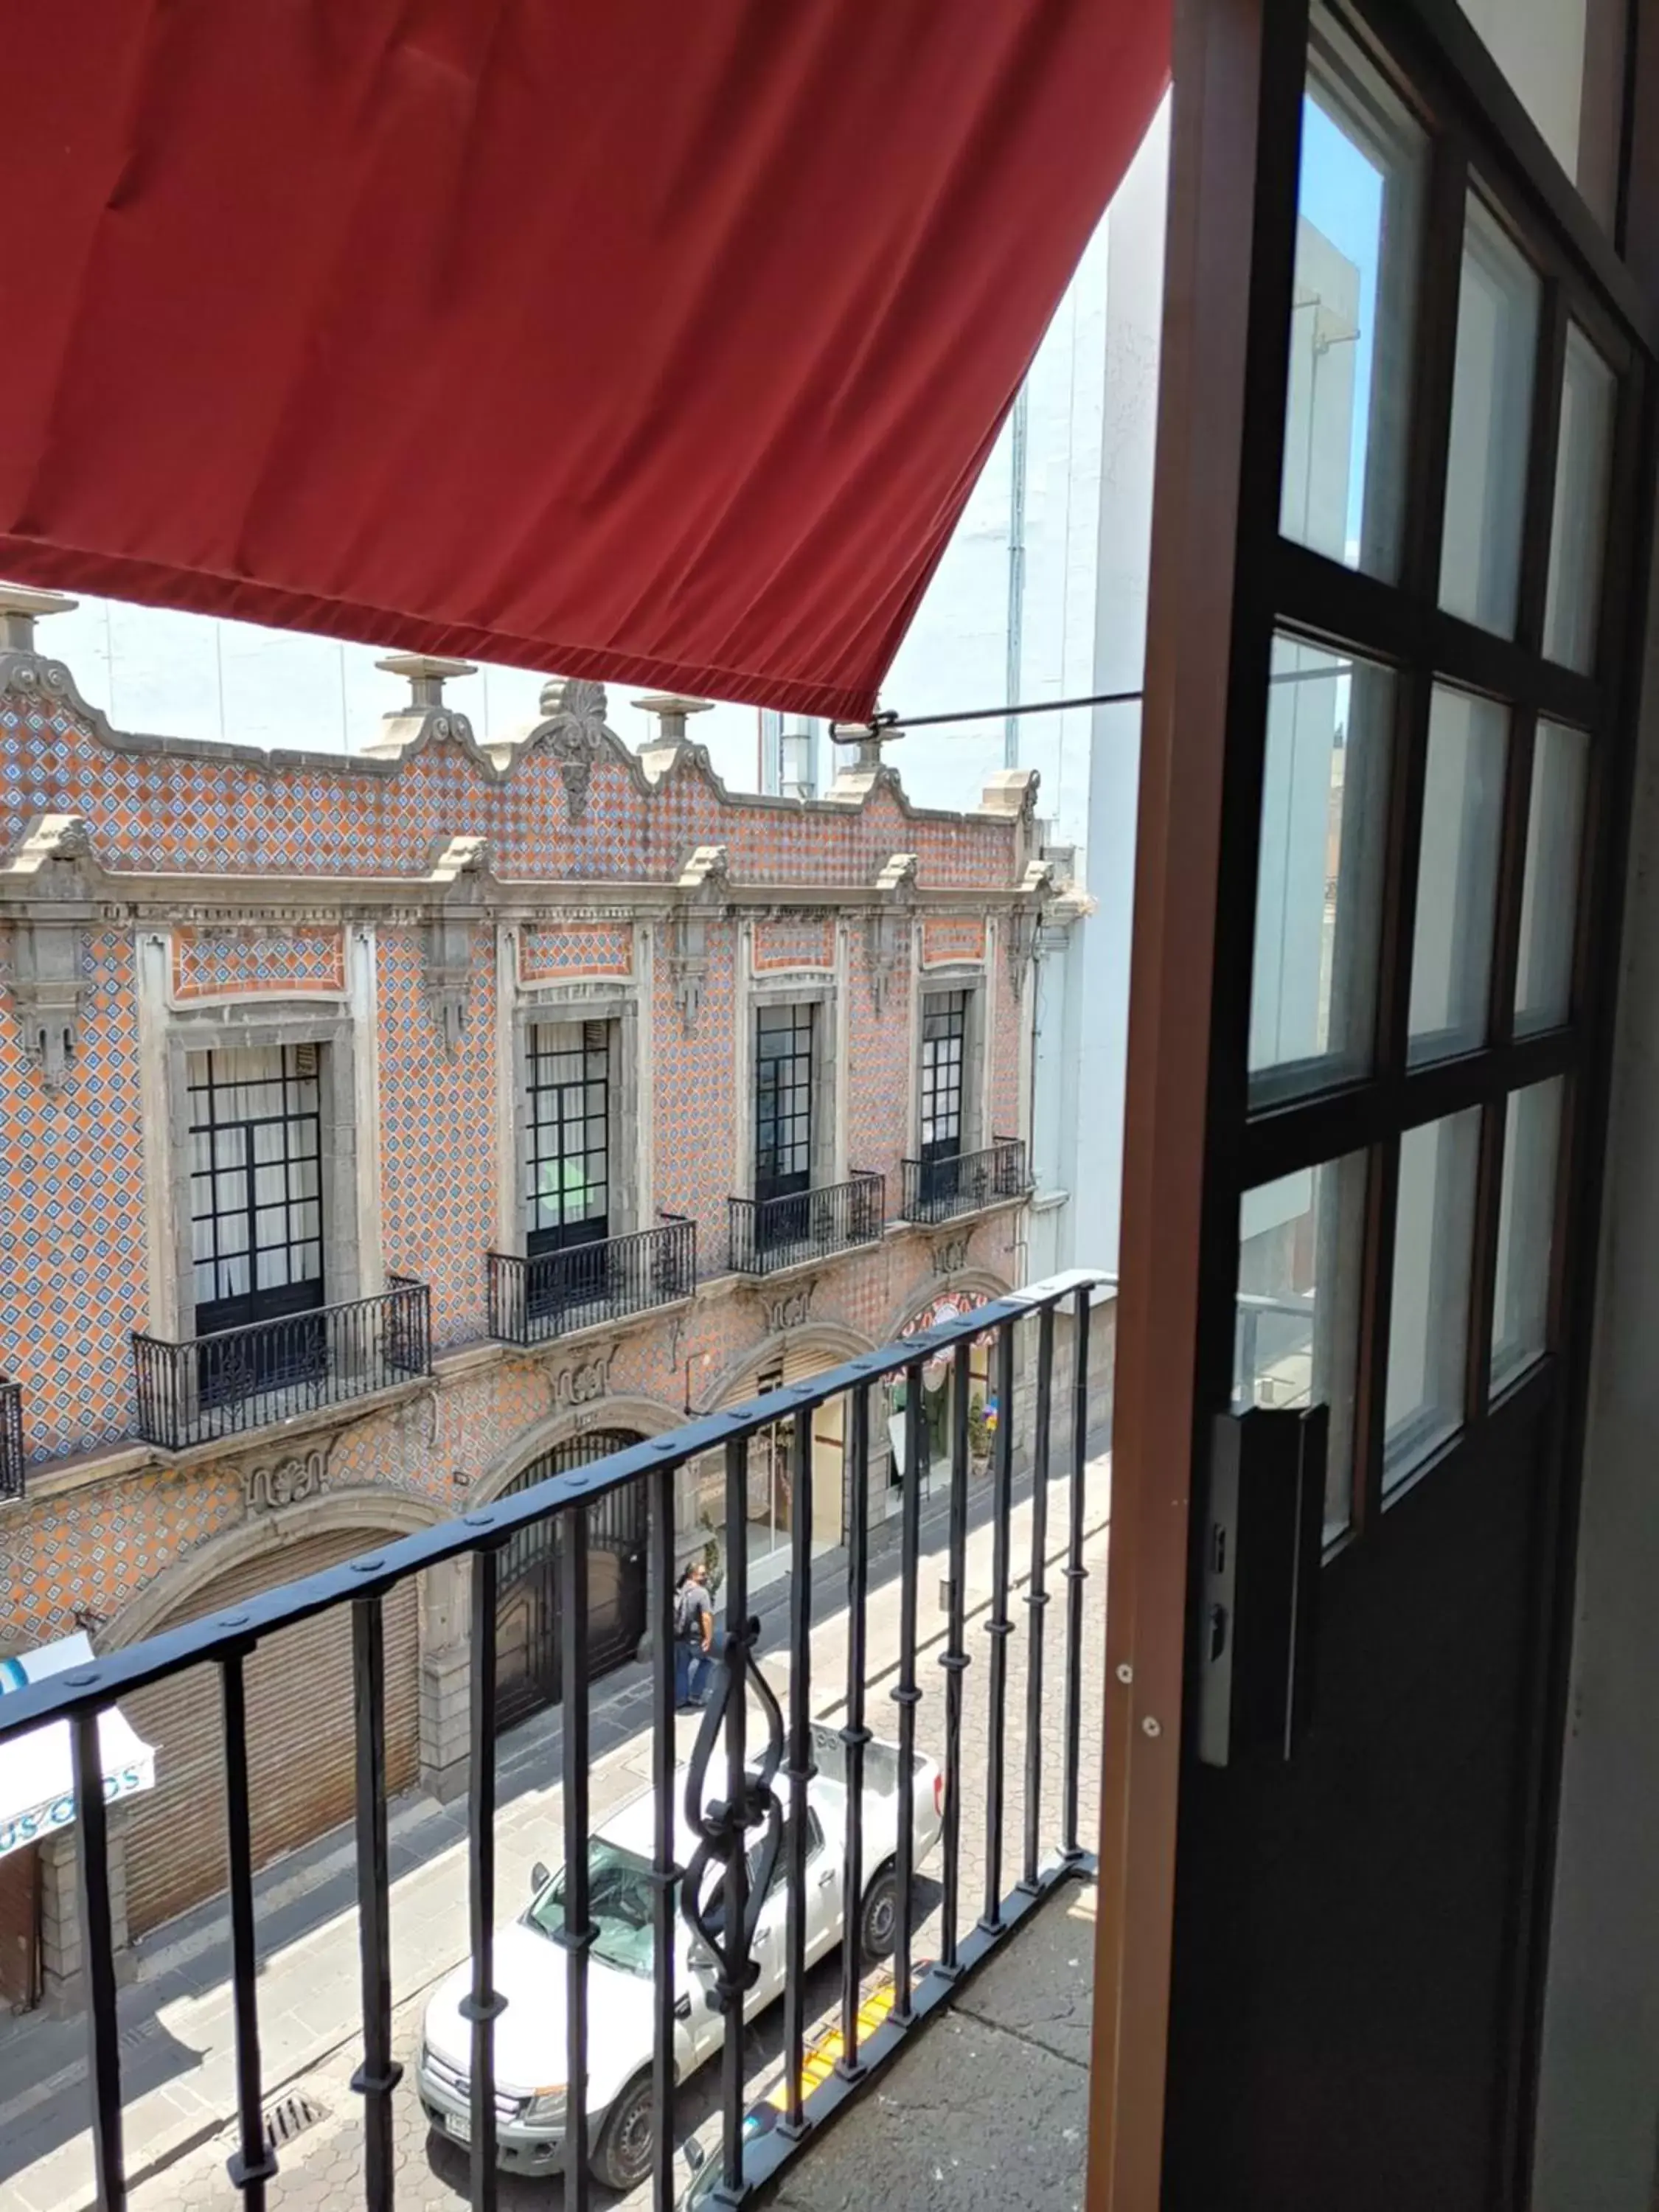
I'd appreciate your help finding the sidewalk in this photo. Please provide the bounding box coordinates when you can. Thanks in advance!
[0,1451,1109,2212]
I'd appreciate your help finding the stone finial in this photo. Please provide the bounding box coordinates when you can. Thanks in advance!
[633,693,712,748]
[364,653,477,759]
[0,585,77,653]
[376,653,477,712]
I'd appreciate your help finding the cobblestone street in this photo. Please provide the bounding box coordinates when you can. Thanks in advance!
[127,1491,1107,2211]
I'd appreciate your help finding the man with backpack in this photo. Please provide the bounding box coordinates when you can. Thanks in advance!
[674,1560,714,1709]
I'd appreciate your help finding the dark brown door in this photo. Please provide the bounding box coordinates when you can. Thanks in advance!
[1094,4,1652,2206]
[0,1845,40,2013]
[495,1431,649,1731]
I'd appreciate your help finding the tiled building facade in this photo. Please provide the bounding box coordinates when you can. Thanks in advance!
[0,594,1085,1979]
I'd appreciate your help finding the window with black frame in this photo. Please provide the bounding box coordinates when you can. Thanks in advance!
[187,1045,325,1401]
[524,1020,611,1315]
[754,1002,815,1245]
[919,989,967,1209]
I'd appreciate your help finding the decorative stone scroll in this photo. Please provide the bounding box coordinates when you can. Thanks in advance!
[246,1447,327,1514]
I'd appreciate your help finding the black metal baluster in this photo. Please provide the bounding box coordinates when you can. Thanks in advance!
[464,1545,504,2211]
[781,1401,815,2132]
[718,1436,751,2202]
[892,1358,925,2021]
[71,1706,127,2212]
[836,1380,870,2078]
[650,1458,678,2212]
[1062,1287,1093,1861]
[560,1507,593,2212]
[220,1649,276,2208]
[981,1320,1016,1930]
[939,1340,971,1976]
[1022,1303,1056,1891]
[351,1596,402,2211]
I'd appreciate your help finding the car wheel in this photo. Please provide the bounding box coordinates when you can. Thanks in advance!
[592,2069,658,2194]
[858,1862,900,1963]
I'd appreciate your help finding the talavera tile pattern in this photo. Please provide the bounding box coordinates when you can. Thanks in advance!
[172,926,347,1001]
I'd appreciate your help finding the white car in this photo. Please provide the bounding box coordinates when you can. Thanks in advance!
[416,1722,943,2191]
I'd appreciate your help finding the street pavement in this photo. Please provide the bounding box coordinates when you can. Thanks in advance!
[0,1454,1109,2212]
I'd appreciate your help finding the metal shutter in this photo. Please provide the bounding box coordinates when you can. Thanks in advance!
[122,1528,419,1941]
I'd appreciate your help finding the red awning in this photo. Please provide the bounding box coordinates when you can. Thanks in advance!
[1,3,1166,722]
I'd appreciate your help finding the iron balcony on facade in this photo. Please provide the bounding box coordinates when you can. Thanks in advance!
[131,1276,433,1452]
[728,1170,885,1275]
[0,1376,23,1502]
[487,1216,698,1347]
[899,1137,1030,1225]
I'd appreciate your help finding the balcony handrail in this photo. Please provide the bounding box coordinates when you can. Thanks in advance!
[15,1269,1110,2212]
[899,1135,1029,1223]
[131,1276,429,1354]
[131,1277,433,1451]
[486,1216,698,1346]
[0,1375,23,1503]
[728,1168,886,1273]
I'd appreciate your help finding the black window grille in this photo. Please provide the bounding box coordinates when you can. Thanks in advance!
[920,990,967,1164]
[188,1043,324,1340]
[525,1020,611,1258]
[756,1002,815,1203]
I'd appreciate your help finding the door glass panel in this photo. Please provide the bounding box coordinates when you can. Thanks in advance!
[1439,194,1541,639]
[1235,1152,1368,1540]
[1492,1077,1565,1391]
[1384,1108,1481,1488]
[1543,324,1617,673]
[1514,720,1590,1034]
[1280,7,1426,580]
[1249,636,1395,1105]
[1407,686,1509,1064]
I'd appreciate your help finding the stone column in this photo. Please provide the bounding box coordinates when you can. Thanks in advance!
[38,1816,134,2008]
[417,1557,472,1804]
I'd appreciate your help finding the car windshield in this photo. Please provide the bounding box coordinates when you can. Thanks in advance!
[523,1838,656,1977]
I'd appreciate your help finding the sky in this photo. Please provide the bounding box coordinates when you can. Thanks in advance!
[1298,90,1386,560]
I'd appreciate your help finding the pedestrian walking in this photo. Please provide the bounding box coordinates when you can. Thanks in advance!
[674,1560,714,1709]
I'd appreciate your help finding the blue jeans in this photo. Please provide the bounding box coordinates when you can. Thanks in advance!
[675,1639,710,1705]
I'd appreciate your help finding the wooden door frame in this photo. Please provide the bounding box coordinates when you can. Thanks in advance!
[1087,1,1659,2205]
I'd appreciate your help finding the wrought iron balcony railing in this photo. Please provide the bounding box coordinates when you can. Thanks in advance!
[899,1136,1029,1225]
[487,1216,697,1347]
[131,1276,433,1451]
[11,1275,1105,2211]
[0,1375,22,1502]
[728,1170,885,1275]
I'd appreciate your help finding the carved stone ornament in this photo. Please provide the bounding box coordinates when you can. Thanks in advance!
[1,815,100,1090]
[667,844,731,1032]
[763,1279,815,1334]
[930,1232,971,1279]
[1007,858,1057,1004]
[865,851,918,1018]
[422,835,491,1052]
[246,1447,327,1514]
[538,677,610,821]
[549,1347,615,1408]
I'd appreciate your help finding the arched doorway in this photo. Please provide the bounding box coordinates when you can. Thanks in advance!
[495,1429,648,1731]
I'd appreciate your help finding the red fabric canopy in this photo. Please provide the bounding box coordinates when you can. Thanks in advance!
[1,3,1166,722]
